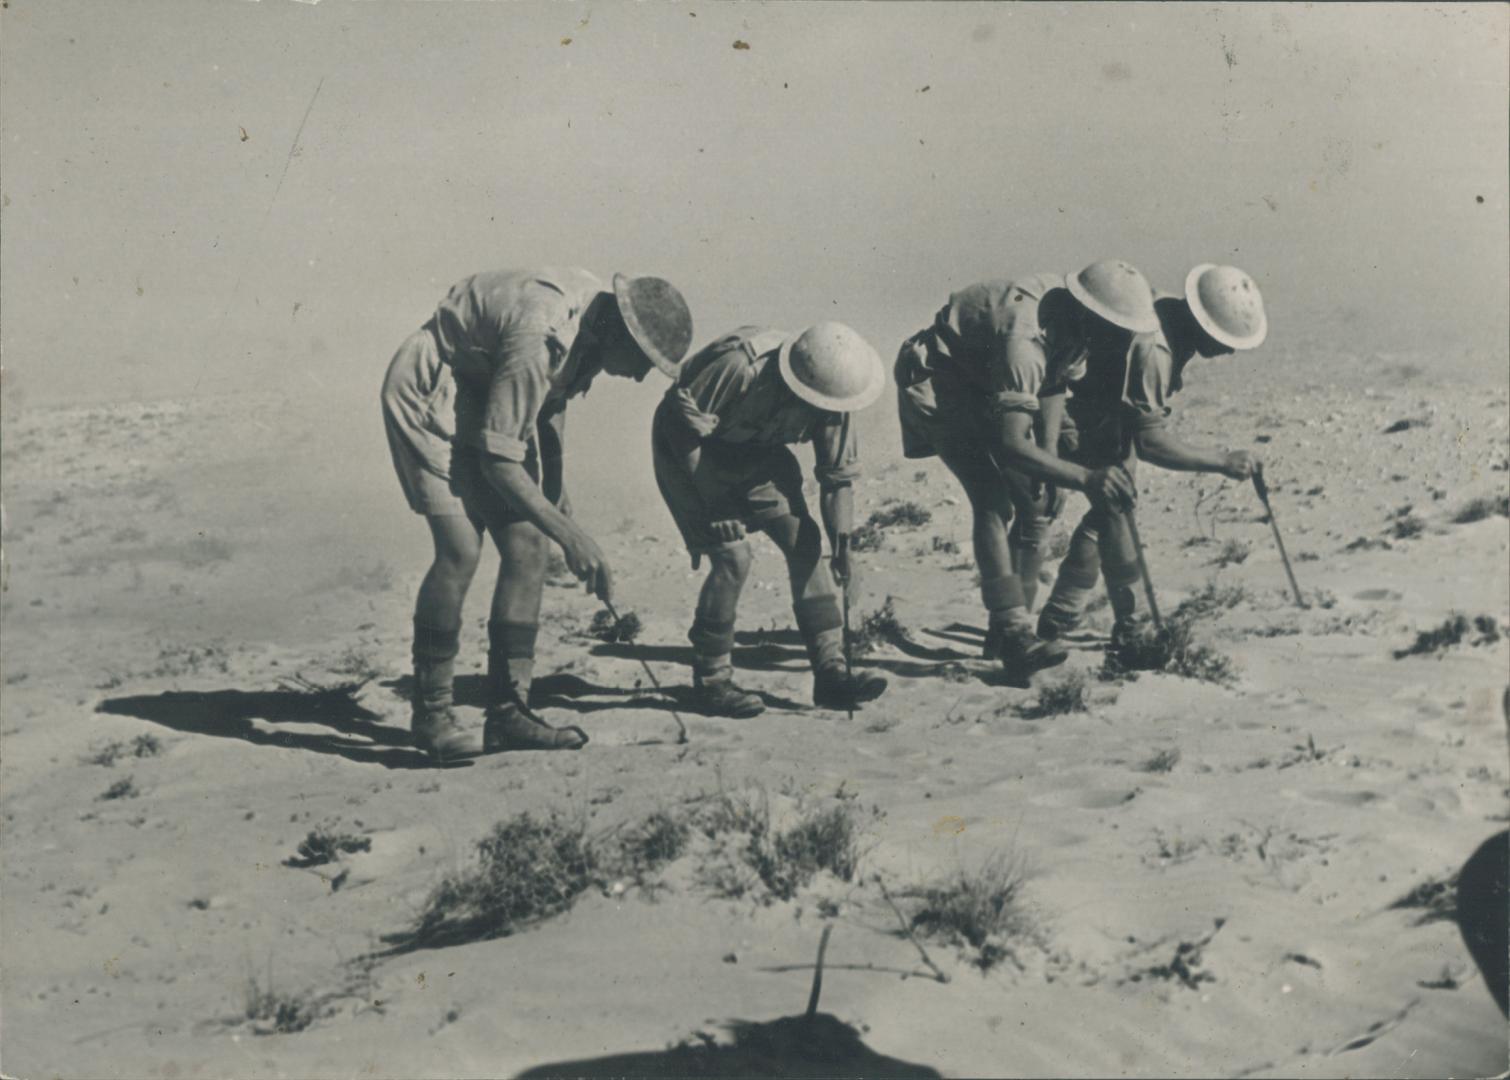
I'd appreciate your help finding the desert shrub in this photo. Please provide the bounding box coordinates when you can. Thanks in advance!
[869,501,932,529]
[1171,582,1250,622]
[1022,669,1089,719]
[1138,748,1182,773]
[1105,619,1238,686]
[587,608,642,643]
[1390,514,1426,540]
[331,647,382,680]
[850,502,933,552]
[612,810,690,881]
[1453,495,1510,524]
[98,777,139,801]
[1388,871,1458,926]
[285,826,371,869]
[849,596,907,656]
[931,535,960,555]
[243,974,316,1035]
[1383,417,1429,434]
[414,812,597,943]
[864,714,900,734]
[696,791,862,902]
[906,851,1041,970]
[86,733,163,767]
[1211,539,1250,568]
[1393,613,1503,659]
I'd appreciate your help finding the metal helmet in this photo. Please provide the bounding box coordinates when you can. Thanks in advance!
[1184,264,1267,350]
[777,321,886,413]
[612,273,694,376]
[1066,259,1160,334]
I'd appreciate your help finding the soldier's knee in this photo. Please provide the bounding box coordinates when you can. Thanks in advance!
[709,541,754,582]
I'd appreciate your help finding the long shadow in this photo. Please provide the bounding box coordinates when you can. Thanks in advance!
[97,687,432,770]
[516,1013,941,1079]
[589,642,968,683]
[385,672,812,716]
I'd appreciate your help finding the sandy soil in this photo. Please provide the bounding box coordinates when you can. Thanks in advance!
[2,348,1506,1078]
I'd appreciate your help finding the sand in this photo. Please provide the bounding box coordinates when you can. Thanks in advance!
[1,347,1506,1078]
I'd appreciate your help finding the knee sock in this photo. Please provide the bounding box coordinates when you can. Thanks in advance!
[1042,522,1102,627]
[689,615,736,685]
[487,619,538,712]
[794,595,845,672]
[980,574,1031,632]
[1098,514,1143,624]
[412,618,461,715]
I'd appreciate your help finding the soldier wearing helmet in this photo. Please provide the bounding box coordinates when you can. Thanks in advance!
[895,262,1142,682]
[389,268,693,763]
[1034,264,1270,644]
[652,323,890,716]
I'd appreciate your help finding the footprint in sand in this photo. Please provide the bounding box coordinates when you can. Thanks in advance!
[1305,788,1384,808]
[1354,587,1403,602]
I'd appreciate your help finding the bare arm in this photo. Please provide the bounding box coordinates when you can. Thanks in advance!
[1137,426,1259,480]
[481,455,613,602]
[998,410,1136,508]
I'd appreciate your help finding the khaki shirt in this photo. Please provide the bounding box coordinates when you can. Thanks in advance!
[427,268,607,461]
[926,274,1087,416]
[660,326,861,489]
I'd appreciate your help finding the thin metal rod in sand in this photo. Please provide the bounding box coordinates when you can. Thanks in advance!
[604,599,688,745]
[838,537,855,725]
[1123,506,1163,629]
[874,875,950,984]
[805,924,833,1019]
[1252,471,1307,609]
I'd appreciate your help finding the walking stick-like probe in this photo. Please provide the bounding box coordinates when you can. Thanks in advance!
[1253,470,1307,609]
[604,599,688,744]
[1123,505,1163,629]
[837,535,855,725]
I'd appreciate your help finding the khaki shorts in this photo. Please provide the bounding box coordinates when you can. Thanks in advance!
[652,400,809,555]
[449,442,567,532]
[382,331,466,517]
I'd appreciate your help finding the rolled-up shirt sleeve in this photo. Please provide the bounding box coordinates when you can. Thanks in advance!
[473,323,552,461]
[813,410,860,488]
[986,332,1047,416]
[658,349,752,456]
[1125,339,1174,431]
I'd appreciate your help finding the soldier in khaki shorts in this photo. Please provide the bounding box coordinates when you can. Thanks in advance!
[895,263,1142,682]
[652,323,889,717]
[382,268,693,763]
[1035,264,1269,643]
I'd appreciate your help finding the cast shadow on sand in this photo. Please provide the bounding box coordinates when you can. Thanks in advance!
[96,685,432,769]
[589,640,975,682]
[515,1013,941,1079]
[383,673,812,716]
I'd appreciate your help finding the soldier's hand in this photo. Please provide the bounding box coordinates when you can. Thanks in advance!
[1219,450,1260,482]
[560,530,614,604]
[710,519,747,544]
[1086,466,1136,512]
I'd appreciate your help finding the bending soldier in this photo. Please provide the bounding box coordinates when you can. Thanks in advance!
[1036,264,1269,643]
[895,264,1142,681]
[652,323,889,717]
[383,268,692,762]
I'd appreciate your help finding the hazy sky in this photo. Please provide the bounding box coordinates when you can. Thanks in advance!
[2,0,1505,416]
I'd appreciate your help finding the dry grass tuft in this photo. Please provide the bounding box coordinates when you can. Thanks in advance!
[905,851,1041,970]
[1104,619,1238,686]
[1453,495,1510,524]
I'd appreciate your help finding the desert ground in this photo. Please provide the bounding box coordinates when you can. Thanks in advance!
[1,336,1506,1078]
